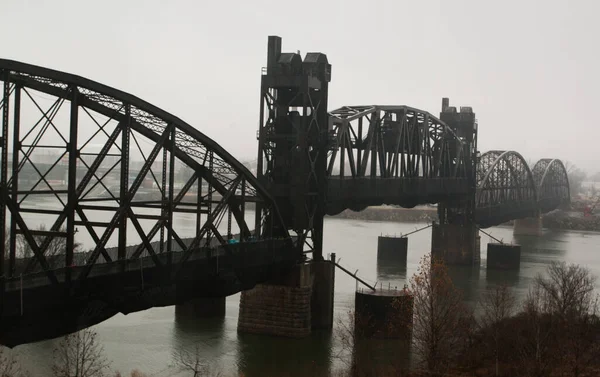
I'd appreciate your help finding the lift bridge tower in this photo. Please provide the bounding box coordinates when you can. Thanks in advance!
[254,36,331,260]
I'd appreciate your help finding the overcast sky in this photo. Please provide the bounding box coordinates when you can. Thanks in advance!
[1,0,598,172]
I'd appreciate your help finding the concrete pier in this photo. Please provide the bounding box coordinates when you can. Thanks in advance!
[237,256,336,337]
[377,236,408,262]
[513,216,542,236]
[487,243,521,270]
[175,297,226,318]
[354,289,413,339]
[238,264,312,337]
[431,223,480,265]
[311,254,336,329]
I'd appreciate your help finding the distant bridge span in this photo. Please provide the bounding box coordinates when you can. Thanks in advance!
[325,106,569,227]
[475,150,569,227]
[326,105,471,215]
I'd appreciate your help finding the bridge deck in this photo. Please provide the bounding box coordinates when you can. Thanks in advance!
[326,177,470,215]
[1,237,298,347]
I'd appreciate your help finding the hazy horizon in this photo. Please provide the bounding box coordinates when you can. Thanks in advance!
[1,0,598,173]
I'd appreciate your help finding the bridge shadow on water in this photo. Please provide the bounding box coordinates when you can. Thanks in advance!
[513,231,568,276]
[376,258,407,283]
[171,309,229,373]
[235,330,333,377]
[485,267,520,288]
[352,337,412,376]
[173,309,227,340]
[513,231,568,259]
[446,265,482,304]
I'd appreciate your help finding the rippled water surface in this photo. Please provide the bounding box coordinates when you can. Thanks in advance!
[14,216,600,376]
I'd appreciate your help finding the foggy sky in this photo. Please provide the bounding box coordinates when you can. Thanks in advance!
[1,0,598,172]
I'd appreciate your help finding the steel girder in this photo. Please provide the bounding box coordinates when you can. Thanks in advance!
[532,158,570,212]
[325,105,470,212]
[0,59,290,288]
[255,37,331,260]
[476,151,570,226]
[475,150,537,226]
[327,105,468,180]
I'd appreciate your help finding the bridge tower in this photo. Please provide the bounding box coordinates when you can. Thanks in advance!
[238,36,335,337]
[254,36,331,261]
[432,98,481,265]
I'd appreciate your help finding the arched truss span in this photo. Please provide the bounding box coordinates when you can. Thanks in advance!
[0,59,289,285]
[325,105,471,212]
[327,105,468,179]
[532,158,570,212]
[476,150,537,226]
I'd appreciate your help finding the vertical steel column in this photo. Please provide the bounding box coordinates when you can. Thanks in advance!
[357,117,363,174]
[254,89,266,238]
[206,152,213,247]
[160,136,168,254]
[340,130,346,177]
[0,73,10,296]
[65,87,79,280]
[196,176,202,241]
[370,113,378,177]
[240,179,246,241]
[166,125,175,264]
[8,86,20,278]
[119,105,130,261]
[227,207,232,240]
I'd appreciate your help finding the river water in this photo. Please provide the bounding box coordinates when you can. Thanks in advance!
[11,215,600,376]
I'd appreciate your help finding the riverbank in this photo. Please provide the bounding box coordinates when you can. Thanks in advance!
[329,206,600,232]
[330,206,437,223]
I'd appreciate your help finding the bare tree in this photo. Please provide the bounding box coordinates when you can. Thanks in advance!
[113,371,150,377]
[478,285,516,376]
[53,328,111,377]
[410,254,468,374]
[0,346,28,377]
[534,261,597,320]
[171,344,221,377]
[334,308,410,377]
[517,262,600,377]
[564,161,587,196]
[533,262,599,377]
[17,225,81,268]
[518,284,557,377]
[333,309,355,373]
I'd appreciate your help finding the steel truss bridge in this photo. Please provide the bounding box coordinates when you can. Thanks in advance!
[0,39,569,346]
[326,107,569,227]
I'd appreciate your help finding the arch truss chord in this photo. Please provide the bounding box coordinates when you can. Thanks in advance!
[324,105,472,213]
[327,105,469,180]
[532,158,570,212]
[0,59,290,286]
[475,150,538,227]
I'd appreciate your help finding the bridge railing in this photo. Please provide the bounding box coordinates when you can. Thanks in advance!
[4,237,295,292]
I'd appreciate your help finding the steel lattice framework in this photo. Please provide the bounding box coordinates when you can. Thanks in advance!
[0,59,290,288]
[255,37,331,260]
[476,151,570,227]
[476,150,537,227]
[326,105,471,214]
[328,105,468,179]
[532,158,570,213]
